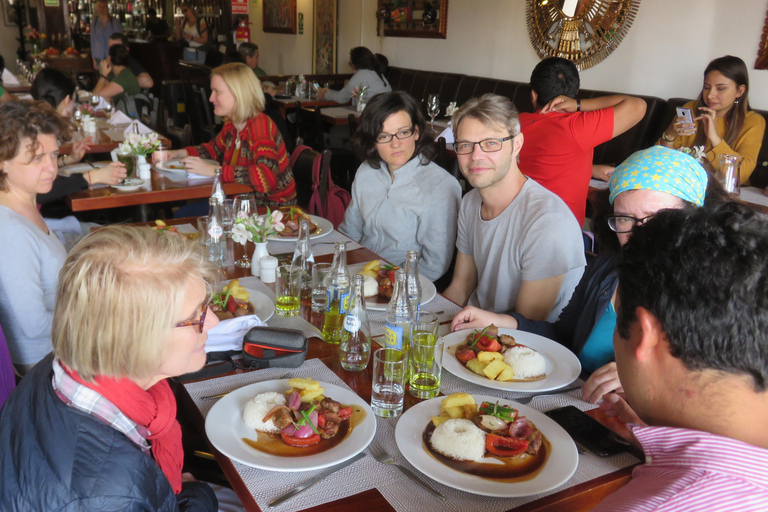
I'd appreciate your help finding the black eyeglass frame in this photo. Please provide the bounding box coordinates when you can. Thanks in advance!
[453,135,515,155]
[374,126,416,144]
[607,214,656,234]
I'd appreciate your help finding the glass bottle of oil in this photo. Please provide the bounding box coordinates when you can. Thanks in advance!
[321,241,350,344]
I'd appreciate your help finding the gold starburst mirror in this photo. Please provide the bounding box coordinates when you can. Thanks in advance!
[527,0,641,70]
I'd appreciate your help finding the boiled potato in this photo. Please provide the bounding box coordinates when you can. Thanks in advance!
[483,360,507,380]
[358,270,378,279]
[289,378,320,391]
[496,364,515,382]
[462,404,479,418]
[441,393,475,410]
[444,406,465,419]
[299,387,325,402]
[364,260,381,272]
[155,219,166,227]
[466,358,487,375]
[431,413,451,427]
[477,351,503,364]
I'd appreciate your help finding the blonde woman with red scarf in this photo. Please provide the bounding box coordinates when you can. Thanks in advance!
[0,226,220,511]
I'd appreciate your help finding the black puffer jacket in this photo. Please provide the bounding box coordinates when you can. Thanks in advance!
[0,354,216,511]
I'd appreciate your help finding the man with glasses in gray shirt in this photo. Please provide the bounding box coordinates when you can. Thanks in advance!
[444,94,585,323]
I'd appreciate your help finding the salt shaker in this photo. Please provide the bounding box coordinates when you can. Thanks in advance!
[259,256,278,283]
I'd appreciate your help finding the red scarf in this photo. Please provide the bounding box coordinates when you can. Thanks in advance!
[63,365,184,494]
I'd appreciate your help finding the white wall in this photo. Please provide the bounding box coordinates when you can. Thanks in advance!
[336,0,768,109]
[247,0,314,76]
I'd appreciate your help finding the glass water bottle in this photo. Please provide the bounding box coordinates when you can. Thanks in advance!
[322,242,350,344]
[384,269,414,352]
[340,275,371,371]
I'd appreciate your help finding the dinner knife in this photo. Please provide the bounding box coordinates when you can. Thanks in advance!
[268,451,366,507]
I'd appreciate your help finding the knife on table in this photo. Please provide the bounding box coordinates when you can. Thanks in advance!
[268,451,366,507]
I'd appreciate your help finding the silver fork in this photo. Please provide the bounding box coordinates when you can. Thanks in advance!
[514,385,582,405]
[368,443,445,499]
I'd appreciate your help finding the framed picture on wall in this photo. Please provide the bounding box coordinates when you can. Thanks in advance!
[756,7,768,70]
[313,0,336,74]
[376,0,448,39]
[263,0,296,34]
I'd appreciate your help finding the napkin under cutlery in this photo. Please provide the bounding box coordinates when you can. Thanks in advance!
[205,315,266,352]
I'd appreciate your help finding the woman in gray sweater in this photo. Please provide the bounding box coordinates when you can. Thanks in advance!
[339,91,461,281]
[0,101,72,374]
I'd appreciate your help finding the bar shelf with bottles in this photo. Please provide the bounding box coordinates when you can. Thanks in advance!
[66,0,173,42]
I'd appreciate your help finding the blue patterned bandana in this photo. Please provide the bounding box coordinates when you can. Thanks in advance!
[609,146,708,206]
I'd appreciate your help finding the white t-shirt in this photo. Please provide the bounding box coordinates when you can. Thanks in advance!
[456,179,586,322]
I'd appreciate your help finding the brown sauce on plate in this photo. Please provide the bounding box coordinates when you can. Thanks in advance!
[241,405,366,457]
[422,422,550,481]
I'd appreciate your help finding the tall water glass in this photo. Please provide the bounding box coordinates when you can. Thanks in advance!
[311,262,332,313]
[221,198,234,236]
[718,154,742,194]
[371,348,407,418]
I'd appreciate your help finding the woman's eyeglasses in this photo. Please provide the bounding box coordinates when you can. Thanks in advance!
[174,302,209,333]
[375,127,415,144]
[607,214,656,234]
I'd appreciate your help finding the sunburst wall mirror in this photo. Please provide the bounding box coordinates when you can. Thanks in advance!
[527,0,640,70]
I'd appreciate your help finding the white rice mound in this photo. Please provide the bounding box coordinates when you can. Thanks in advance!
[242,391,288,433]
[362,275,379,298]
[503,345,547,379]
[430,419,486,462]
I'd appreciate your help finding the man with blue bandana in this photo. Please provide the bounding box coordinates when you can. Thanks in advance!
[452,146,711,403]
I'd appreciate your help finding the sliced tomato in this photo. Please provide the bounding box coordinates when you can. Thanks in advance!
[317,412,326,428]
[475,335,501,352]
[338,406,353,420]
[226,295,237,314]
[281,432,321,447]
[456,345,477,363]
[486,434,529,457]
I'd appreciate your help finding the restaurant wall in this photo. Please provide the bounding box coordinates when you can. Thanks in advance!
[336,0,768,110]
[247,0,314,76]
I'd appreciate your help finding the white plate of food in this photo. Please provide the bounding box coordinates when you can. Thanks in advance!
[395,394,578,497]
[111,178,146,192]
[205,379,376,471]
[210,280,275,323]
[348,262,436,311]
[442,328,581,392]
[155,159,219,173]
[266,208,333,241]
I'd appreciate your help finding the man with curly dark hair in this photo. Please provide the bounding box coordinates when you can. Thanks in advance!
[593,202,768,511]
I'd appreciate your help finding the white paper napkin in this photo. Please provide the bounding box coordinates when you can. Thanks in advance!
[187,171,210,180]
[108,111,132,125]
[2,69,19,86]
[438,125,454,144]
[205,315,267,352]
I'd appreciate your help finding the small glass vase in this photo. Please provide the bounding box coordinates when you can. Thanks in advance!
[250,242,269,277]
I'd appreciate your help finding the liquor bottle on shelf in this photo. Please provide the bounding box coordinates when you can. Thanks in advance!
[340,275,371,371]
[384,269,414,352]
[322,242,350,344]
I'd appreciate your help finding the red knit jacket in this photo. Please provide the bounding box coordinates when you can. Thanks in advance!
[186,113,297,207]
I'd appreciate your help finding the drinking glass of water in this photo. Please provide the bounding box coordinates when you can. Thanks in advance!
[371,348,407,418]
[104,102,114,119]
[90,94,100,109]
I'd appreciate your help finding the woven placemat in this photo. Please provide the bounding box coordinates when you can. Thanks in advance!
[187,359,640,512]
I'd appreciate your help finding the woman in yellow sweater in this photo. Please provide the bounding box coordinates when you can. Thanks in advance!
[658,55,765,185]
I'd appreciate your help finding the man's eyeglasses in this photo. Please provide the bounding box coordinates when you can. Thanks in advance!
[174,302,209,333]
[453,135,514,155]
[375,127,415,144]
[607,214,656,234]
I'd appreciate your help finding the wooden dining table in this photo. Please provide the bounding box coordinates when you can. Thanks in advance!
[272,96,342,119]
[155,216,639,512]
[59,117,171,156]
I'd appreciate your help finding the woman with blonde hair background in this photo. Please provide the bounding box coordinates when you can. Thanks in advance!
[0,226,219,510]
[156,63,296,207]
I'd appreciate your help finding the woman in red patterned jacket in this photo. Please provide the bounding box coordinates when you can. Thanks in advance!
[156,63,296,207]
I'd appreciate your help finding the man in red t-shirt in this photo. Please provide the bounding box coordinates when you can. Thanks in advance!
[519,58,646,225]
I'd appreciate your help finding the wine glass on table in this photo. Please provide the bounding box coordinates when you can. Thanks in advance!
[104,101,114,120]
[90,94,100,110]
[427,94,440,133]
[232,193,257,268]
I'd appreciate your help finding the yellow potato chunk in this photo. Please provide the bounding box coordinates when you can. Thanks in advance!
[155,219,166,227]
[289,378,320,391]
[431,413,451,427]
[496,364,515,382]
[477,351,503,364]
[441,392,475,410]
[483,360,508,380]
[444,406,465,419]
[364,260,381,271]
[462,404,479,419]
[299,387,325,402]
[358,270,378,279]
[466,358,487,375]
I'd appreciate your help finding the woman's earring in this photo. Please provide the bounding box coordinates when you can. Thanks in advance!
[734,98,740,104]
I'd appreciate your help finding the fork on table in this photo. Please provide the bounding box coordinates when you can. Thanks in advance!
[513,385,582,405]
[368,443,445,499]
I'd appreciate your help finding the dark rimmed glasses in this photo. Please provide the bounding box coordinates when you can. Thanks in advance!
[607,214,656,234]
[174,302,209,333]
[453,135,515,155]
[375,127,415,144]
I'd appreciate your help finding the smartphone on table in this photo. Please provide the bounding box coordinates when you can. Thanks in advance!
[545,405,631,457]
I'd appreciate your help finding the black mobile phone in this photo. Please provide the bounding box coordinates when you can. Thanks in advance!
[545,405,629,457]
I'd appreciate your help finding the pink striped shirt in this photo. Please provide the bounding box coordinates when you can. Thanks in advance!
[591,424,768,512]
